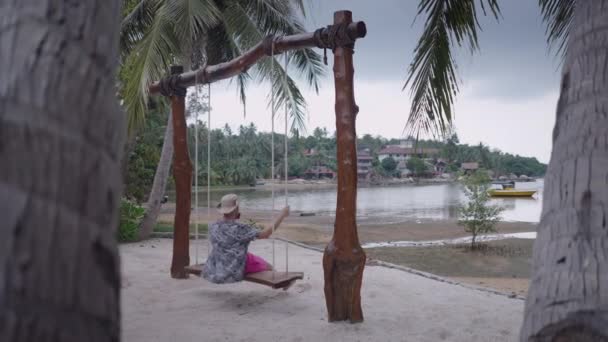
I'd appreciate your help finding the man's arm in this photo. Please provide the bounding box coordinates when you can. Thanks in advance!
[258,206,290,239]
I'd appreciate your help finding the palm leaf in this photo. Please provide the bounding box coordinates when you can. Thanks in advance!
[221,1,320,132]
[121,0,161,58]
[240,0,294,34]
[240,0,324,90]
[538,0,575,57]
[122,2,181,132]
[405,0,500,138]
[164,0,221,47]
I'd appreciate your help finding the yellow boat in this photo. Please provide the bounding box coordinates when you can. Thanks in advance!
[488,189,537,197]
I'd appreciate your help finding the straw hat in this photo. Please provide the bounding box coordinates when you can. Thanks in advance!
[217,193,239,214]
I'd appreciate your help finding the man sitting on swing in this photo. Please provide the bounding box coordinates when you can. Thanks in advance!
[202,194,290,284]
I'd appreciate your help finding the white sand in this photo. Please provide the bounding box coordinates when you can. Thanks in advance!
[121,239,524,342]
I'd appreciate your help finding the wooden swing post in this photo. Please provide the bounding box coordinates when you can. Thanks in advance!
[322,10,366,323]
[166,65,191,279]
[151,11,367,317]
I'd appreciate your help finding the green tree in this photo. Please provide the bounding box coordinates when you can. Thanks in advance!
[407,1,608,339]
[122,0,324,239]
[457,172,503,248]
[381,156,398,173]
[406,157,429,176]
[124,103,167,203]
[442,133,459,162]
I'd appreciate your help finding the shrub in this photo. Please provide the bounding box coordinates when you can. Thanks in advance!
[458,171,504,248]
[381,156,397,172]
[118,199,145,242]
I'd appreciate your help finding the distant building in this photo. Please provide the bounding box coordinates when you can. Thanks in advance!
[396,160,412,177]
[461,162,479,175]
[357,149,373,179]
[303,166,335,179]
[303,148,317,157]
[435,159,447,174]
[378,139,440,162]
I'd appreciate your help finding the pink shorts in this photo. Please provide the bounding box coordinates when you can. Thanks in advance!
[245,253,271,274]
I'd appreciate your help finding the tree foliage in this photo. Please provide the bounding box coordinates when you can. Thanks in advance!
[458,171,503,248]
[406,0,574,137]
[118,199,146,242]
[406,157,430,176]
[119,0,324,133]
[124,100,167,203]
[381,157,398,172]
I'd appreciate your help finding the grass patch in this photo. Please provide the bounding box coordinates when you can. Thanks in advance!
[366,238,533,279]
[154,222,208,234]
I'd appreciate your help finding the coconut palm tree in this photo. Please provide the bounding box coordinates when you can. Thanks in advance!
[121,0,325,239]
[0,1,123,340]
[407,0,608,340]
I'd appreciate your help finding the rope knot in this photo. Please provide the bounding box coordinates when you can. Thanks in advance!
[159,74,187,97]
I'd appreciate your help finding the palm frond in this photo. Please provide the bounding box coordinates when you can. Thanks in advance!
[405,0,500,138]
[237,0,324,90]
[291,0,307,17]
[122,3,181,132]
[239,0,294,34]
[538,0,575,57]
[268,53,308,133]
[289,21,324,92]
[120,0,161,58]
[235,72,251,117]
[222,1,320,132]
[164,0,221,47]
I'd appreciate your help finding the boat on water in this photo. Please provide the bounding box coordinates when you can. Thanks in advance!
[488,189,537,197]
[488,181,537,197]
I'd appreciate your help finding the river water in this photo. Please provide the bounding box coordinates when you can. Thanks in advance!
[187,180,544,225]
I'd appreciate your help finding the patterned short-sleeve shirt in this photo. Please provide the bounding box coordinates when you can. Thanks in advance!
[202,220,259,283]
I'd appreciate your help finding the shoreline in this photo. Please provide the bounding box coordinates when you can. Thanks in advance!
[164,176,458,194]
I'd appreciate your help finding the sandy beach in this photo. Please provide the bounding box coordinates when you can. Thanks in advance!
[121,239,525,342]
[155,201,536,296]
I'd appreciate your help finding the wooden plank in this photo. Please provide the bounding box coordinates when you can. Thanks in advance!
[184,264,303,289]
[184,264,203,276]
[245,271,304,289]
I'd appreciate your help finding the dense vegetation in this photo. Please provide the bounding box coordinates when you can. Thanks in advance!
[124,113,547,203]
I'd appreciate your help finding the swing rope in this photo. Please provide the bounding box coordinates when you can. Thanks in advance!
[194,72,200,264]
[191,43,291,277]
[283,51,289,273]
[207,83,212,258]
[270,42,291,275]
[194,69,212,264]
[270,42,276,274]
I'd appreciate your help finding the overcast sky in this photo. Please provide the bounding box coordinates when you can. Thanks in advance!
[199,0,561,163]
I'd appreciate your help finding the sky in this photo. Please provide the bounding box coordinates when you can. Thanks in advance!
[196,0,562,163]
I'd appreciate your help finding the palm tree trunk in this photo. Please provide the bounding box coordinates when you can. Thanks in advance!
[0,1,123,341]
[521,1,608,340]
[138,112,173,240]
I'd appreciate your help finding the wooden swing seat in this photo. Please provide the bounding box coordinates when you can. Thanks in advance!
[184,264,303,289]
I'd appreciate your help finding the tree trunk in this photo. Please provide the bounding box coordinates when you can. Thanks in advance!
[121,131,137,184]
[322,10,366,324]
[0,1,123,341]
[167,66,192,279]
[521,1,608,340]
[138,113,173,240]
